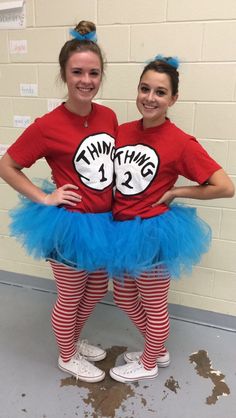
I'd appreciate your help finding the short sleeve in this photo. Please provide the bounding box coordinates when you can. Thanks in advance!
[7,122,48,168]
[176,137,222,184]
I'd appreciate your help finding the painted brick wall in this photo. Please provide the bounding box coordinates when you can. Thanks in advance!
[0,0,235,315]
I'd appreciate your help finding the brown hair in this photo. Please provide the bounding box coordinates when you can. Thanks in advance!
[74,20,95,35]
[59,21,104,82]
[139,58,179,96]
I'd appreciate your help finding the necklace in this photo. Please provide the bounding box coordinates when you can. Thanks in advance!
[64,102,92,127]
[82,105,93,128]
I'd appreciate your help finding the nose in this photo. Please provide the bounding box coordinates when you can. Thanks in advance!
[80,72,91,84]
[147,90,155,101]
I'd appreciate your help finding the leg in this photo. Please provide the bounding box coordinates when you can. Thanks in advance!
[50,261,106,382]
[74,269,109,342]
[113,273,169,360]
[136,270,170,369]
[50,261,88,361]
[110,268,170,383]
[113,275,147,336]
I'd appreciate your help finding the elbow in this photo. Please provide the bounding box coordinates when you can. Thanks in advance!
[220,172,235,198]
[0,158,8,180]
[208,170,235,199]
[223,180,235,198]
[226,183,235,198]
[0,159,4,179]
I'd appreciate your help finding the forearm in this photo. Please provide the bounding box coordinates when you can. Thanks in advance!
[173,184,231,200]
[0,153,82,206]
[0,158,47,203]
[173,169,235,201]
[154,169,235,207]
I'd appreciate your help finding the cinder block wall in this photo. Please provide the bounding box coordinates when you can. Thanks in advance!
[0,0,235,315]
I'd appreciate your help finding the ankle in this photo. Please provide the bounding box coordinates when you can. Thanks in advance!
[140,358,157,370]
[60,351,76,363]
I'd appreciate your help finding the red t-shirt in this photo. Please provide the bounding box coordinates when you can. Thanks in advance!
[8,103,118,213]
[113,118,221,220]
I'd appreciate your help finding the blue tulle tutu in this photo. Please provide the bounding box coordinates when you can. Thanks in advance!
[108,204,211,280]
[9,181,113,272]
[9,180,211,279]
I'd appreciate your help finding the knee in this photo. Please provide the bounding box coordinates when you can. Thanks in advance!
[113,290,136,310]
[113,291,123,307]
[86,280,108,303]
[98,281,109,300]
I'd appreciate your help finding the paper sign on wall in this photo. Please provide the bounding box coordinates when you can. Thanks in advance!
[0,0,26,29]
[0,144,9,156]
[9,39,27,54]
[13,115,31,128]
[20,84,38,97]
[47,99,62,112]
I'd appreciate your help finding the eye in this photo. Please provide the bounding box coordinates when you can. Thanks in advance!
[90,70,101,77]
[140,86,149,93]
[72,69,82,74]
[156,89,166,96]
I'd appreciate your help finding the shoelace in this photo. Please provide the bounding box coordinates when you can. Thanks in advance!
[73,352,95,380]
[77,339,89,355]
[72,353,83,380]
[125,361,143,375]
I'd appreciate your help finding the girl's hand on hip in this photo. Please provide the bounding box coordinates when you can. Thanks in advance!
[43,184,82,206]
[152,188,176,207]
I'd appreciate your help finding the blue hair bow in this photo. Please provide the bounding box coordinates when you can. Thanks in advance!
[69,28,97,43]
[154,54,180,69]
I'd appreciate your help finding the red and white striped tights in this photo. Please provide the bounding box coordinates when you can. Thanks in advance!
[113,270,170,370]
[50,261,108,362]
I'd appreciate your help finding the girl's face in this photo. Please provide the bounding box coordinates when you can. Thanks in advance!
[65,51,102,114]
[136,70,178,128]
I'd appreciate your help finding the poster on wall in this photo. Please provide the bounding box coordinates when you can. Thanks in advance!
[0,144,9,156]
[0,0,26,29]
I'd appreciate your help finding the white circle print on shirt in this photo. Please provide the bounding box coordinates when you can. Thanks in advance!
[115,144,159,196]
[73,133,115,191]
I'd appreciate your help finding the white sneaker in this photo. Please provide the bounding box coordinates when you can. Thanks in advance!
[124,351,170,367]
[110,360,158,383]
[58,354,105,382]
[77,339,106,362]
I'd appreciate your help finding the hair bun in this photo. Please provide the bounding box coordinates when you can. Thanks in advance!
[69,20,97,42]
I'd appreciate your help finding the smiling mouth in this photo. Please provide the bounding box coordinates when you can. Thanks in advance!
[78,87,93,92]
[143,104,157,110]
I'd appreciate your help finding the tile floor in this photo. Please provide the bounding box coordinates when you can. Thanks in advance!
[0,277,236,418]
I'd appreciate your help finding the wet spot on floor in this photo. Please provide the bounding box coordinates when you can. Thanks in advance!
[141,397,147,406]
[189,349,230,405]
[60,345,155,417]
[161,390,168,400]
[164,376,180,394]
